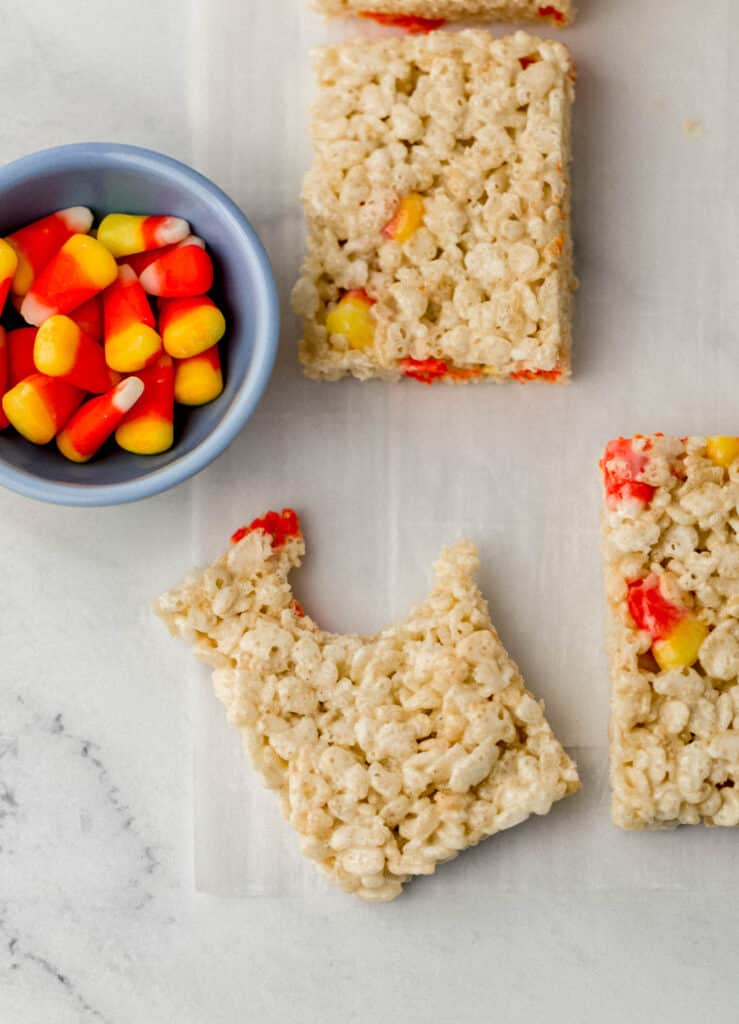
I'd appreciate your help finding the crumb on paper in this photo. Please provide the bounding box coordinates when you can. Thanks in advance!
[683,119,704,139]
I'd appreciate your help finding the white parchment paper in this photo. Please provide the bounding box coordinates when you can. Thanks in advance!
[186,0,739,897]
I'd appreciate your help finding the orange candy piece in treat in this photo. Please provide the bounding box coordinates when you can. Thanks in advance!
[139,238,214,298]
[20,234,118,327]
[626,574,708,671]
[103,265,162,373]
[383,194,425,243]
[231,509,301,547]
[115,355,175,455]
[538,5,567,25]
[57,377,144,463]
[600,438,656,509]
[174,345,223,406]
[160,295,226,360]
[97,214,190,259]
[34,315,112,393]
[2,373,84,444]
[358,11,445,32]
[5,207,93,297]
[6,328,37,385]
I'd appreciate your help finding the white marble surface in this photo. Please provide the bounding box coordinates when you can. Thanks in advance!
[2,1,739,1022]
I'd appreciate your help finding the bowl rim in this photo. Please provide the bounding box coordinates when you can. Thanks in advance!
[0,142,280,507]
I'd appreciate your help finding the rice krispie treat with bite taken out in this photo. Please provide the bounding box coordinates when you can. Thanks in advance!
[600,436,739,830]
[157,509,580,901]
[313,1,573,29]
[292,30,575,384]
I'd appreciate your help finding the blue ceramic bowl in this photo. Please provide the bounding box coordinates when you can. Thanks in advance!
[0,143,279,506]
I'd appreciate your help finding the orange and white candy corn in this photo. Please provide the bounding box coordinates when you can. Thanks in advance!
[97,214,190,259]
[115,355,174,455]
[5,207,93,297]
[0,328,9,430]
[103,265,162,372]
[174,345,223,405]
[2,373,84,444]
[0,238,19,314]
[70,295,104,342]
[57,377,144,463]
[34,315,112,393]
[139,237,214,297]
[20,234,118,327]
[6,328,37,385]
[159,295,226,359]
[123,243,178,278]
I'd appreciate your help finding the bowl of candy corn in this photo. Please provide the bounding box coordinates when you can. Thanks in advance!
[0,143,279,506]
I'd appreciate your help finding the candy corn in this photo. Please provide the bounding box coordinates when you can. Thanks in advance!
[0,238,18,314]
[139,238,214,297]
[174,345,223,405]
[1,205,227,463]
[627,574,709,671]
[123,243,179,278]
[5,207,93,296]
[115,355,174,455]
[97,214,190,259]
[103,265,162,372]
[21,234,118,327]
[325,289,375,350]
[159,295,226,359]
[706,436,739,469]
[0,328,9,430]
[34,315,112,393]
[57,377,144,463]
[69,295,104,342]
[2,373,83,444]
[6,328,37,385]
[383,194,425,243]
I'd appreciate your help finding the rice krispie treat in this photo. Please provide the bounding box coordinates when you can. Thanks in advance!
[157,509,579,900]
[314,1,574,28]
[600,436,739,830]
[292,30,575,383]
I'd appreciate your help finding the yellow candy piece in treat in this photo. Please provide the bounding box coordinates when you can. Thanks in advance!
[383,193,425,244]
[325,290,375,351]
[653,617,709,672]
[706,436,739,469]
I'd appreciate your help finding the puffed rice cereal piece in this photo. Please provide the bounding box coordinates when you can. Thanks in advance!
[156,509,579,900]
[600,436,739,829]
[313,1,574,27]
[292,29,576,384]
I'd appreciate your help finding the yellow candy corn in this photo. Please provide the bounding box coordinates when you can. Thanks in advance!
[325,290,375,351]
[706,437,739,469]
[383,193,425,244]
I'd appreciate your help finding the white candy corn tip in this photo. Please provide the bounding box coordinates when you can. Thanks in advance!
[117,264,138,284]
[59,207,94,234]
[138,264,161,295]
[157,217,190,246]
[178,235,206,250]
[20,293,54,328]
[113,376,145,414]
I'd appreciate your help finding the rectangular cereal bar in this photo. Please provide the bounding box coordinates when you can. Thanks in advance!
[600,435,739,829]
[292,30,575,383]
[313,1,574,27]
